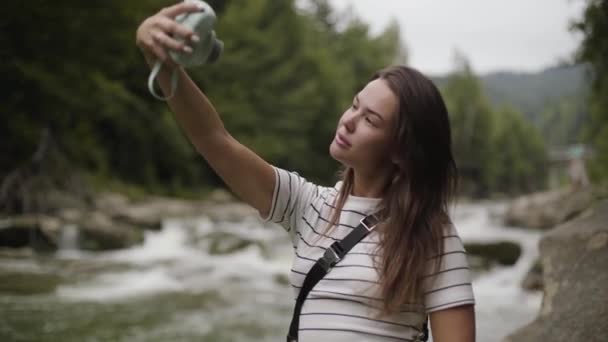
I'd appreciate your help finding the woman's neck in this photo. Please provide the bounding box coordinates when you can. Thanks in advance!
[351,164,394,198]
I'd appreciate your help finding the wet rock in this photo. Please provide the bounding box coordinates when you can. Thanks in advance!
[0,215,61,251]
[521,258,543,291]
[465,241,522,266]
[274,273,289,286]
[207,231,256,255]
[44,189,91,212]
[0,247,35,258]
[505,199,608,342]
[203,202,258,223]
[57,208,84,223]
[94,192,255,230]
[0,187,260,254]
[94,192,130,214]
[504,187,594,229]
[78,212,143,251]
[112,196,211,230]
[465,254,493,273]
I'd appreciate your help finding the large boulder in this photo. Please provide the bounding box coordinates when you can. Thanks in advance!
[504,199,608,342]
[78,211,144,251]
[0,215,61,251]
[465,241,522,267]
[106,195,210,230]
[504,187,595,229]
[0,213,145,252]
[94,192,130,215]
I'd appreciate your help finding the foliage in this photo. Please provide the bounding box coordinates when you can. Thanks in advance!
[441,54,547,196]
[1,0,557,199]
[572,0,608,181]
[1,0,401,196]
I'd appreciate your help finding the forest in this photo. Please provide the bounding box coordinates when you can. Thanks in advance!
[2,0,605,203]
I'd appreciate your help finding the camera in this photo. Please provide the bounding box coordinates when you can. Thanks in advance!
[170,0,224,67]
[148,0,223,100]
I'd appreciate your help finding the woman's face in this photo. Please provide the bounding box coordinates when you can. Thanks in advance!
[330,78,399,171]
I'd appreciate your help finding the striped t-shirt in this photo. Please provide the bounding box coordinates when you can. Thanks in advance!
[261,166,475,341]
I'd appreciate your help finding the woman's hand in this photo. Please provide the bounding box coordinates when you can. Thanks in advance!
[135,1,204,67]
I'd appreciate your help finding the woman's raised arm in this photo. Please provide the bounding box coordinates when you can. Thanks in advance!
[135,1,276,217]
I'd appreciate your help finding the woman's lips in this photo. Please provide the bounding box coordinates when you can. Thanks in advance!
[335,134,351,148]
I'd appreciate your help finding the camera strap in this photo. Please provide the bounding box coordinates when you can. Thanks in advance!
[286,212,429,342]
[148,61,179,101]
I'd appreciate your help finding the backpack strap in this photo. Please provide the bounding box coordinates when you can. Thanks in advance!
[285,212,429,341]
[286,212,381,341]
[286,212,429,341]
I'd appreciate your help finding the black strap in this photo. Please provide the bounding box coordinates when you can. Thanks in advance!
[286,213,429,342]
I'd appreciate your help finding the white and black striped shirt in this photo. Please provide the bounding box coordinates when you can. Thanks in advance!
[261,166,475,341]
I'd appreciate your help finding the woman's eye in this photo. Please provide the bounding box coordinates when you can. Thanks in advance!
[365,117,375,125]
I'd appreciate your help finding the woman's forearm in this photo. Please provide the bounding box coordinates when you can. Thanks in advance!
[143,52,227,149]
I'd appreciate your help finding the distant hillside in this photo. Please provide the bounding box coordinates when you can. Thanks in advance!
[433,64,591,147]
[480,64,590,118]
[434,64,589,117]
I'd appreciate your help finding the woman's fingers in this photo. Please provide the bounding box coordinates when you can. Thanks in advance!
[136,2,203,62]
[159,1,204,19]
[152,29,193,54]
[149,36,180,68]
[156,16,198,42]
[150,39,169,62]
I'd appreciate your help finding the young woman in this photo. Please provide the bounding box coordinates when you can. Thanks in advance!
[136,2,476,341]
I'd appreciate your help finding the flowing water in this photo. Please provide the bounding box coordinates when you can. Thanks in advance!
[0,202,542,341]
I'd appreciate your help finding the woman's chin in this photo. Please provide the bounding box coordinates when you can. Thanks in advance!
[329,142,341,158]
[329,143,348,164]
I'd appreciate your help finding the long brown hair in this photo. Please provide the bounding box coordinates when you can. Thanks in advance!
[323,65,458,316]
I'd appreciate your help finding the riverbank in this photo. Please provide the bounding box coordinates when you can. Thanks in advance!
[1,183,606,341]
[0,201,541,342]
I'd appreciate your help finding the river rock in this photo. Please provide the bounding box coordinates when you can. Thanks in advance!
[57,207,86,223]
[0,215,61,251]
[504,199,608,342]
[44,189,92,212]
[94,192,130,214]
[504,187,595,229]
[206,231,264,255]
[274,273,290,286]
[0,247,35,258]
[78,212,143,251]
[110,196,212,230]
[521,258,543,291]
[203,202,258,222]
[464,241,522,266]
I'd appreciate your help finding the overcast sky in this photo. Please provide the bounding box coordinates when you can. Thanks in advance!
[328,0,586,75]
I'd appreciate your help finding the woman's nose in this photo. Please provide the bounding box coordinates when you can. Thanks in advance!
[343,110,359,132]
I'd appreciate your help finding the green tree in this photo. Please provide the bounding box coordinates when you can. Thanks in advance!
[1,0,405,200]
[493,107,547,194]
[442,54,498,196]
[0,0,207,193]
[539,96,588,148]
[572,0,608,182]
[441,53,547,196]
